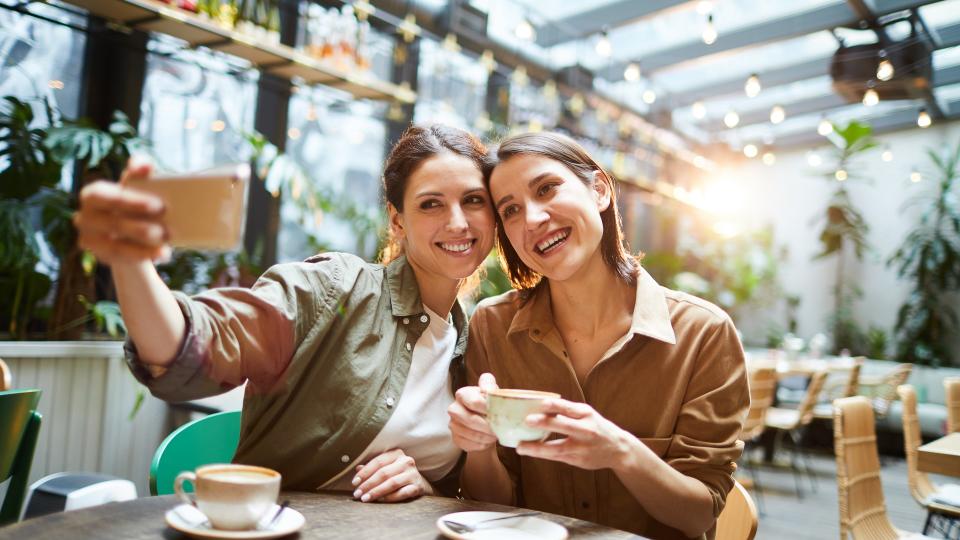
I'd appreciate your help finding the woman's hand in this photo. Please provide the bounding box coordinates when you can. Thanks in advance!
[447,372,499,452]
[351,449,433,503]
[74,159,169,266]
[516,398,634,471]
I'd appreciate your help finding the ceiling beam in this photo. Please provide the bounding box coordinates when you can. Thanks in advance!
[534,0,686,47]
[602,0,941,79]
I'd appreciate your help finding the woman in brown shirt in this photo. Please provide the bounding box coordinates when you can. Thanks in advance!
[448,132,749,539]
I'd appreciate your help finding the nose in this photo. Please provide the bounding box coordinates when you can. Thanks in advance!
[524,203,549,231]
[446,204,468,232]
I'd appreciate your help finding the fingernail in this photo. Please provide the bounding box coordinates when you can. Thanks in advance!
[155,245,172,264]
[361,494,370,502]
[129,153,152,169]
[351,476,360,486]
[353,489,361,499]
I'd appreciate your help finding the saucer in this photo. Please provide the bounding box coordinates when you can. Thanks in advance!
[436,511,568,540]
[165,503,305,539]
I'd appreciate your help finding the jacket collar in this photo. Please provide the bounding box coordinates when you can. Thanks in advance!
[385,255,469,354]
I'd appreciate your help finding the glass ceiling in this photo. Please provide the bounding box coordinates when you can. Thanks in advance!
[412,0,960,150]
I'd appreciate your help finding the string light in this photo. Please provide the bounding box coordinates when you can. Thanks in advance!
[696,1,713,15]
[479,49,497,74]
[818,118,833,136]
[744,73,761,97]
[397,13,421,43]
[724,110,740,128]
[762,151,776,165]
[692,101,706,119]
[624,63,641,82]
[877,50,894,81]
[306,105,318,121]
[288,127,301,140]
[211,120,226,132]
[595,28,612,58]
[770,105,785,124]
[642,89,657,104]
[511,65,528,87]
[48,80,64,90]
[702,14,717,45]
[910,171,922,182]
[515,17,535,41]
[835,169,848,181]
[743,144,758,158]
[542,79,557,100]
[568,93,585,116]
[862,85,879,107]
[807,152,822,167]
[917,108,931,128]
[881,147,893,162]
[184,118,197,130]
[442,33,461,53]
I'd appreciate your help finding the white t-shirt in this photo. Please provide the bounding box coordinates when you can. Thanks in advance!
[322,306,461,490]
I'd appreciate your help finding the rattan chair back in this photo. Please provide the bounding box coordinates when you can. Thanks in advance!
[797,370,829,427]
[742,367,777,441]
[946,377,960,434]
[897,385,936,506]
[872,364,912,420]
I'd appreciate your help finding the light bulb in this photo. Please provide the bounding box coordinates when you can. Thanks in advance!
[515,18,535,41]
[702,15,717,45]
[595,30,612,58]
[743,144,758,158]
[762,152,776,165]
[288,127,301,140]
[624,63,641,82]
[807,152,822,167]
[211,120,226,132]
[724,110,740,128]
[642,89,656,104]
[835,169,848,181]
[910,171,922,183]
[184,118,197,130]
[862,88,879,107]
[696,1,713,15]
[692,101,706,119]
[818,119,833,136]
[745,73,761,97]
[917,108,931,128]
[881,149,893,162]
[770,105,785,124]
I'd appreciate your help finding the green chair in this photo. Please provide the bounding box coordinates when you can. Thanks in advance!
[0,389,42,525]
[149,410,242,496]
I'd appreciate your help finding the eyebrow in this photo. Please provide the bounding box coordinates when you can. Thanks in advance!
[415,187,487,199]
[494,172,556,210]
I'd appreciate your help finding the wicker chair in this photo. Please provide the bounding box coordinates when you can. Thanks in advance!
[813,358,864,420]
[0,358,10,392]
[764,370,828,497]
[834,396,938,540]
[739,367,777,510]
[869,363,913,420]
[898,385,960,537]
[946,377,960,435]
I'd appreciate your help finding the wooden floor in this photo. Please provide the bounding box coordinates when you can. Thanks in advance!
[745,448,952,540]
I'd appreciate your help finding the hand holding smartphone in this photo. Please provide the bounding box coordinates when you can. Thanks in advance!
[125,164,250,251]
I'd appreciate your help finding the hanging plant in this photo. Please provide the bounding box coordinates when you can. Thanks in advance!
[888,139,960,367]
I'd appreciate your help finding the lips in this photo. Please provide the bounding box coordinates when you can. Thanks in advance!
[534,227,570,255]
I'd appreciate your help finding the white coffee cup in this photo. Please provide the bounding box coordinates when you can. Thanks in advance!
[486,389,561,448]
[174,464,281,530]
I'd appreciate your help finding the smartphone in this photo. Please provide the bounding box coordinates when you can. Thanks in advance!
[126,164,250,251]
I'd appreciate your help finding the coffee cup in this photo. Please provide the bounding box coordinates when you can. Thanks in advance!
[486,389,561,448]
[174,464,281,530]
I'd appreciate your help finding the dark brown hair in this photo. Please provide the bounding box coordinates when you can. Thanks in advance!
[378,124,494,264]
[492,131,638,292]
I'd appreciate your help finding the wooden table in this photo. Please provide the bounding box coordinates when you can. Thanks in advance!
[918,432,960,477]
[0,491,640,539]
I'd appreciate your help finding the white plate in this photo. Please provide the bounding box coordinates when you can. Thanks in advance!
[436,511,568,540]
[164,503,305,539]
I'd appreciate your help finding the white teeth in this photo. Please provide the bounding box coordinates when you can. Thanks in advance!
[536,230,569,252]
[440,241,472,252]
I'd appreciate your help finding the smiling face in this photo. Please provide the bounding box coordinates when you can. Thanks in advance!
[389,151,495,284]
[490,154,610,283]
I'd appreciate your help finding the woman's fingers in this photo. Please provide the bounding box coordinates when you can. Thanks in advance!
[355,453,417,502]
[80,180,164,217]
[377,483,423,503]
[77,230,168,263]
[352,449,403,489]
[454,385,488,415]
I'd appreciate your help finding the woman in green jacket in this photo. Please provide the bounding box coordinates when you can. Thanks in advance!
[74,125,495,502]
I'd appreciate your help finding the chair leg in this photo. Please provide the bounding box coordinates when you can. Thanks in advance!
[783,430,805,499]
[790,428,818,493]
[922,510,932,535]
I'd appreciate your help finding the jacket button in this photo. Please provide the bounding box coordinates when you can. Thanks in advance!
[385,397,395,408]
[403,317,409,325]
[420,315,429,323]
[406,343,412,351]
[341,455,350,463]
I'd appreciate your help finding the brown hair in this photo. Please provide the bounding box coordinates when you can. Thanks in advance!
[492,131,638,292]
[378,124,494,264]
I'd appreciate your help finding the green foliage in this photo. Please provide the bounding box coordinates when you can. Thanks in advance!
[478,254,512,300]
[888,139,960,366]
[0,96,61,200]
[814,188,870,260]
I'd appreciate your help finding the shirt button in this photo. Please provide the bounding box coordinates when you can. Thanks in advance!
[405,342,412,351]
[402,317,409,325]
[420,314,428,323]
[580,501,590,509]
[385,397,395,408]
[532,329,541,335]
[341,455,350,463]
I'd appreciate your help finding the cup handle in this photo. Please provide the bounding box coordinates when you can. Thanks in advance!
[174,471,197,506]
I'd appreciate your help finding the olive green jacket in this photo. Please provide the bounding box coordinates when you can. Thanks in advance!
[126,253,468,494]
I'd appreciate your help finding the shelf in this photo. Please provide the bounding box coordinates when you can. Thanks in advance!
[65,0,416,103]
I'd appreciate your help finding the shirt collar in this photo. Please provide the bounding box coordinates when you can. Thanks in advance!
[385,254,469,353]
[508,268,677,345]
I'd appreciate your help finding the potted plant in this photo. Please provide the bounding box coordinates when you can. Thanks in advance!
[888,139,960,367]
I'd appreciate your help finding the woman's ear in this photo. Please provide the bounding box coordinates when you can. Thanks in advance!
[593,171,612,212]
[387,203,405,240]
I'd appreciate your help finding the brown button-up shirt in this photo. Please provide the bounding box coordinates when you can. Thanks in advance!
[466,268,749,540]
